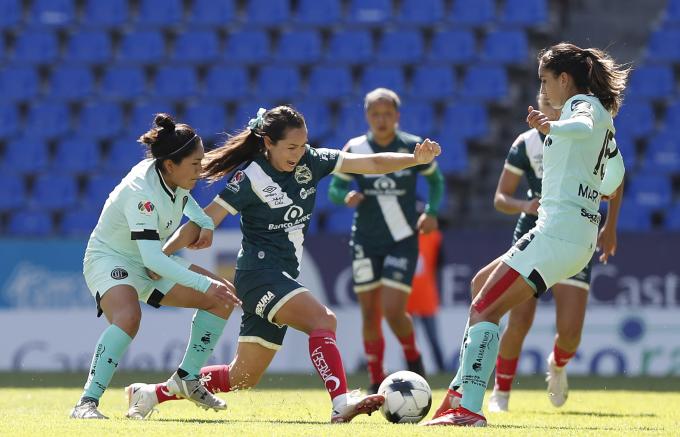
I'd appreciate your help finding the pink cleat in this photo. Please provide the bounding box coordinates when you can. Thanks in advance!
[421,406,487,427]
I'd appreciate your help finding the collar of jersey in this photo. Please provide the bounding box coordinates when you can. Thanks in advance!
[367,130,400,150]
[155,166,177,202]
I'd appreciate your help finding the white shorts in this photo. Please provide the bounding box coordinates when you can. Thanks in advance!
[500,230,593,296]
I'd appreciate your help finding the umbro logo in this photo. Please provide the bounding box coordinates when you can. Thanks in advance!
[263,186,277,194]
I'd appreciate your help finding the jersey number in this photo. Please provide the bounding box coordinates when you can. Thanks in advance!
[593,130,614,180]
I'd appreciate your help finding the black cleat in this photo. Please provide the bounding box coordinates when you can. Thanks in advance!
[407,355,426,378]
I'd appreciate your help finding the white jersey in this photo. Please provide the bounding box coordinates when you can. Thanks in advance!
[536,94,617,249]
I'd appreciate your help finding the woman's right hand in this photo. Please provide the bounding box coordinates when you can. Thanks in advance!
[344,190,365,208]
[206,280,242,307]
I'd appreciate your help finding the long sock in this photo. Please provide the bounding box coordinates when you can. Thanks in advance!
[309,329,348,401]
[364,338,385,385]
[495,356,519,391]
[178,310,227,379]
[82,324,132,401]
[553,344,576,368]
[398,331,421,362]
[448,318,470,391]
[459,321,500,414]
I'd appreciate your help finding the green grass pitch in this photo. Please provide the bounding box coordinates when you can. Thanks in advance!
[1,372,678,436]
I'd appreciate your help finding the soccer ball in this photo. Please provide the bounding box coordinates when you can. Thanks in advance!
[378,370,432,424]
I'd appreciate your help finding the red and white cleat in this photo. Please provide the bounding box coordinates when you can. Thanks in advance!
[421,406,487,427]
[331,391,385,423]
[432,388,462,418]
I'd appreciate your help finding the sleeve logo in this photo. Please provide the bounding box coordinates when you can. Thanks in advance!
[227,170,245,193]
[571,99,592,112]
[294,164,312,184]
[137,201,155,215]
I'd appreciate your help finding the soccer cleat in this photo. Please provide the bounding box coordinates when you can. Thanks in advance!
[406,355,426,378]
[125,383,159,419]
[421,406,487,427]
[330,390,385,423]
[487,389,510,412]
[165,371,227,411]
[432,388,462,418]
[69,399,108,419]
[546,353,569,407]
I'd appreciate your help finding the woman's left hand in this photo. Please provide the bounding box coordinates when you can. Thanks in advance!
[188,228,214,250]
[414,138,441,164]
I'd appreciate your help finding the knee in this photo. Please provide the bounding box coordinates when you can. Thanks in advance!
[113,309,142,337]
[556,328,582,349]
[314,308,337,332]
[470,273,485,297]
[383,302,406,324]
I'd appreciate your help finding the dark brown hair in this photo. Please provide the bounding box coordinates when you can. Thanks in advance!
[202,106,306,182]
[138,113,201,171]
[539,43,630,115]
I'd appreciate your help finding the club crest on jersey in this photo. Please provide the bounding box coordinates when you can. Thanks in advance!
[299,187,316,200]
[138,201,155,215]
[111,267,128,280]
[294,164,312,184]
[227,170,245,193]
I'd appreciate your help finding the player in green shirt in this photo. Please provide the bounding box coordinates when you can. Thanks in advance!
[70,114,241,419]
[124,106,441,423]
[328,88,445,393]
[487,93,623,412]
[424,43,628,427]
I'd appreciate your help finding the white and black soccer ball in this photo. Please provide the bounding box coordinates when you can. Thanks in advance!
[378,370,432,424]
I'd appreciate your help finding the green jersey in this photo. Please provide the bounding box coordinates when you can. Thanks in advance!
[334,131,437,250]
[538,94,618,248]
[215,145,343,277]
[505,128,545,233]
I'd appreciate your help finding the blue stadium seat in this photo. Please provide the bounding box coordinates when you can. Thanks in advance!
[308,66,353,100]
[107,138,147,173]
[234,101,276,129]
[411,65,456,99]
[326,30,373,64]
[295,100,332,139]
[245,0,290,26]
[325,207,354,233]
[224,30,270,63]
[481,30,529,64]
[460,66,508,101]
[12,30,59,64]
[314,174,333,210]
[187,0,235,27]
[128,101,176,136]
[25,101,70,139]
[64,31,112,64]
[184,102,228,138]
[61,208,101,235]
[275,30,322,64]
[0,67,39,101]
[664,100,680,128]
[616,201,653,231]
[647,29,680,62]
[172,31,219,64]
[399,102,435,135]
[627,65,675,99]
[191,179,223,207]
[0,33,4,60]
[360,66,405,95]
[376,30,423,63]
[29,0,75,27]
[664,0,680,25]
[347,0,392,25]
[79,102,124,140]
[154,66,199,100]
[255,66,301,100]
[295,0,342,26]
[0,104,20,139]
[427,30,476,64]
[118,31,165,64]
[501,0,548,27]
[628,173,672,208]
[53,137,101,173]
[397,0,445,25]
[337,103,367,137]
[31,174,78,209]
[613,131,637,170]
[100,66,147,100]
[435,137,469,175]
[48,66,95,101]
[203,66,249,100]
[0,0,21,29]
[2,138,49,173]
[82,0,128,28]
[643,132,680,174]
[137,0,182,27]
[449,0,495,27]
[615,100,654,139]
[442,103,489,139]
[7,210,54,236]
[664,203,680,230]
[0,174,26,211]
[83,174,120,205]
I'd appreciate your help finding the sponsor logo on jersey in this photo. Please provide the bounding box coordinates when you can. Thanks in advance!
[137,201,155,215]
[283,205,304,221]
[299,187,316,200]
[268,205,312,230]
[255,291,275,317]
[578,183,600,202]
[364,176,406,196]
[263,185,277,194]
[294,164,312,184]
[580,208,600,225]
[385,255,409,271]
[111,267,128,280]
[318,149,332,161]
[262,185,289,207]
[544,136,552,148]
[165,220,173,229]
[227,171,245,193]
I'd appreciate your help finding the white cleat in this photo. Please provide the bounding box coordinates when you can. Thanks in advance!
[546,352,569,407]
[69,399,108,419]
[166,371,227,411]
[125,383,159,420]
[487,389,510,412]
[331,390,385,423]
